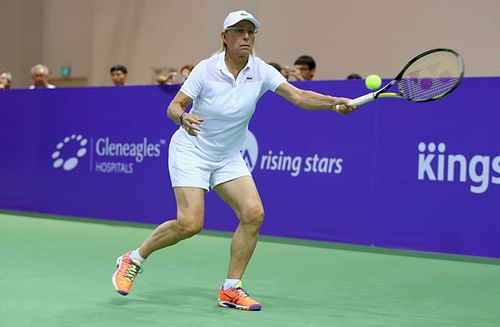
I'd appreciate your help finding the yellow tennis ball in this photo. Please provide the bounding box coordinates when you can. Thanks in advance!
[365,74,382,90]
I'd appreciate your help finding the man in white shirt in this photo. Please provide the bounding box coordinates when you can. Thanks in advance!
[112,10,355,311]
[29,64,55,89]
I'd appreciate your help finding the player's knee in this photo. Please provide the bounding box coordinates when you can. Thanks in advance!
[177,218,203,238]
[239,203,265,226]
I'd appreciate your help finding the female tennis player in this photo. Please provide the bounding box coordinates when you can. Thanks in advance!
[113,9,355,311]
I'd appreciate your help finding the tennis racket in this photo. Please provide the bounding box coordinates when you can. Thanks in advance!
[339,48,464,109]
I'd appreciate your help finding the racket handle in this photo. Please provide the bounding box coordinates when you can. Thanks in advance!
[349,93,376,106]
[335,92,376,111]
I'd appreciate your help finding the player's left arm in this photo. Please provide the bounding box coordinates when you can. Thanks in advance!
[275,81,354,115]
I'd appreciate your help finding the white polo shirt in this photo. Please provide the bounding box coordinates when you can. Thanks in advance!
[178,51,286,160]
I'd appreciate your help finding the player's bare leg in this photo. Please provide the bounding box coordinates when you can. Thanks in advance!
[139,187,205,257]
[113,187,205,295]
[215,176,264,310]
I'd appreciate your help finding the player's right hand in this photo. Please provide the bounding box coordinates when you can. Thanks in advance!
[334,98,357,115]
[182,113,204,136]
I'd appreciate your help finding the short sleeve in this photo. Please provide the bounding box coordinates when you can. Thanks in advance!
[262,63,287,93]
[180,61,205,100]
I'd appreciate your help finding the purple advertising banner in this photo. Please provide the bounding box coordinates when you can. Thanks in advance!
[1,78,499,258]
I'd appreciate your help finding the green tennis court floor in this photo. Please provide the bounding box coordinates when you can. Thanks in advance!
[1,212,500,327]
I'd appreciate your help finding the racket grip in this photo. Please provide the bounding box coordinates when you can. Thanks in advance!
[335,92,376,111]
[349,93,376,106]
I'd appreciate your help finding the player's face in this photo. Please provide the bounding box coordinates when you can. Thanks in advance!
[223,20,256,57]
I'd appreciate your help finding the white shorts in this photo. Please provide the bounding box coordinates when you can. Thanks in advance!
[168,130,251,191]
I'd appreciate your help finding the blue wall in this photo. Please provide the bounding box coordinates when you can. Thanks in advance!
[1,78,499,258]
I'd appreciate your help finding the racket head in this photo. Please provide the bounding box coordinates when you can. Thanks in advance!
[396,48,464,102]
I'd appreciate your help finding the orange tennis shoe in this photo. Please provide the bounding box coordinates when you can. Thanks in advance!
[112,251,142,296]
[218,282,262,311]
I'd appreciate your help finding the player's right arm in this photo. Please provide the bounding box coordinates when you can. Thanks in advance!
[166,91,203,136]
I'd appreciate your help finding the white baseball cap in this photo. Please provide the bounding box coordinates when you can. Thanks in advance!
[223,10,260,32]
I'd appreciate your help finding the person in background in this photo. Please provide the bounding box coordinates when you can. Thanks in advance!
[29,64,55,89]
[110,64,128,86]
[112,9,355,312]
[174,65,195,84]
[0,71,12,90]
[157,65,195,85]
[347,73,362,80]
[180,64,195,81]
[288,55,316,81]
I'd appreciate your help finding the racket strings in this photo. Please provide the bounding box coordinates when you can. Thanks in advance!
[397,50,463,102]
[399,76,461,101]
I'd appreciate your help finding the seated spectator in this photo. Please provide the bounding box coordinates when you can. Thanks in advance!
[166,72,183,85]
[157,65,194,85]
[347,73,362,80]
[0,71,12,90]
[288,55,316,81]
[180,64,194,81]
[156,68,179,85]
[30,64,55,89]
[110,64,128,86]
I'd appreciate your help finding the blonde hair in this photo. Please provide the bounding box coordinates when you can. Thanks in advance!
[219,41,226,53]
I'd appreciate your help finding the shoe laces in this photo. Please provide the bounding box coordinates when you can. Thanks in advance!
[233,287,250,300]
[122,259,142,282]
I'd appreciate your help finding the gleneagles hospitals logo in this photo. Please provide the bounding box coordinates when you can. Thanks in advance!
[51,134,88,171]
[51,133,166,174]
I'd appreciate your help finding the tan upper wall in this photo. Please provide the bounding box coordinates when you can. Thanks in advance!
[1,0,499,88]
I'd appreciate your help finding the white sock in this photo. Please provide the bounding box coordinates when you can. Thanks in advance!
[129,248,146,263]
[223,279,241,290]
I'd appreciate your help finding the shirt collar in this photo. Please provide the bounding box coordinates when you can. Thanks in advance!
[216,51,254,73]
